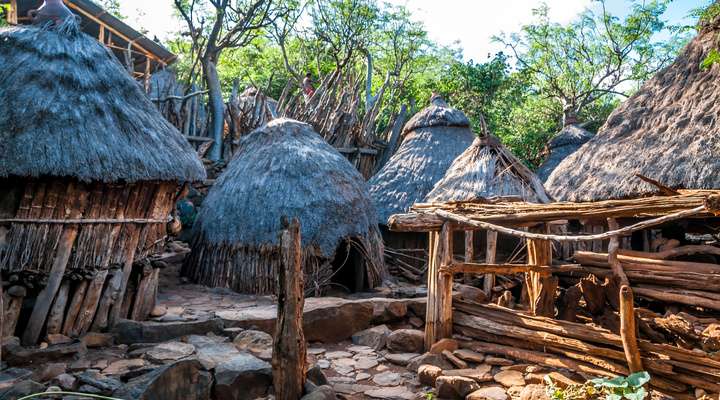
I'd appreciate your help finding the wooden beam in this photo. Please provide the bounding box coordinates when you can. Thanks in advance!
[8,0,17,24]
[526,225,557,317]
[272,218,306,400]
[444,262,552,276]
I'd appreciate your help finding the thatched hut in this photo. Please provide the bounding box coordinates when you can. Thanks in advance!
[182,119,385,295]
[367,96,475,266]
[0,7,205,345]
[545,22,720,202]
[536,124,593,183]
[426,135,551,203]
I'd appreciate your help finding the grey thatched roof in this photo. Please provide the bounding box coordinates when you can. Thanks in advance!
[545,25,720,201]
[536,125,593,182]
[193,118,383,258]
[369,104,476,224]
[0,21,205,183]
[426,135,551,203]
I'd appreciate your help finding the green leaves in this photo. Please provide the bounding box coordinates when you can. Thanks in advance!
[625,372,650,388]
[547,372,650,400]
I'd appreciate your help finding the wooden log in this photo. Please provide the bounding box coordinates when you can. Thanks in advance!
[62,280,89,337]
[424,231,439,351]
[272,218,306,400]
[574,251,720,275]
[131,263,155,321]
[3,289,25,338]
[464,230,474,283]
[633,286,720,311]
[619,285,643,373]
[91,269,122,331]
[46,281,70,335]
[526,230,556,317]
[438,222,454,340]
[23,184,88,345]
[619,245,720,260]
[445,263,551,275]
[484,230,497,295]
[72,270,109,336]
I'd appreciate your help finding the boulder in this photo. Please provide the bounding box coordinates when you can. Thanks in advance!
[467,386,508,400]
[435,375,480,399]
[453,349,485,363]
[418,364,442,386]
[0,380,45,399]
[493,370,525,387]
[4,342,87,367]
[213,353,272,400]
[407,352,453,372]
[81,332,114,348]
[146,342,196,363]
[442,366,493,383]
[232,329,273,355]
[429,338,458,354]
[32,362,66,382]
[103,359,147,376]
[385,353,420,366]
[55,373,77,391]
[114,359,211,400]
[520,384,550,400]
[76,370,123,394]
[372,371,402,386]
[386,329,424,353]
[194,342,241,370]
[301,385,337,400]
[112,318,224,344]
[457,284,487,303]
[306,365,329,387]
[0,368,33,390]
[351,325,391,350]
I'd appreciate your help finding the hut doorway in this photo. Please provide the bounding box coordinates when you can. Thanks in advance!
[328,240,366,294]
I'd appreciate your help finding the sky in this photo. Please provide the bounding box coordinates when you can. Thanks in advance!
[117,0,708,62]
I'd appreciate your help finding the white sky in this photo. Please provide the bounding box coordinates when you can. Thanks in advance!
[117,0,702,62]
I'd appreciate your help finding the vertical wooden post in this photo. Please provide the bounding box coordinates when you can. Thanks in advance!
[484,230,497,295]
[8,0,18,24]
[437,222,454,340]
[607,218,643,373]
[273,218,306,400]
[526,224,557,317]
[463,230,474,283]
[424,231,439,351]
[23,185,88,345]
[98,26,105,43]
[144,58,152,93]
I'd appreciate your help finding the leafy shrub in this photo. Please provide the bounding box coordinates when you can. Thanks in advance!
[545,372,650,400]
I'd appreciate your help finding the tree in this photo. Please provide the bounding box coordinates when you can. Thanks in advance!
[497,0,684,126]
[174,0,284,160]
[96,0,125,19]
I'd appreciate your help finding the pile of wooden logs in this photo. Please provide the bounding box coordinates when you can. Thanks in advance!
[454,300,720,394]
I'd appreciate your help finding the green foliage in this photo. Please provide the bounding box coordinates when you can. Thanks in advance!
[545,372,650,400]
[701,48,720,70]
[95,0,125,20]
[0,3,10,26]
[691,1,720,27]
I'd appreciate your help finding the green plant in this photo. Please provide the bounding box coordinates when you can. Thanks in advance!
[545,372,650,400]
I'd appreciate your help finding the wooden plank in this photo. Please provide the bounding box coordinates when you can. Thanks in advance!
[272,218,306,400]
[46,281,70,335]
[62,280,89,337]
[22,184,88,345]
[72,270,109,336]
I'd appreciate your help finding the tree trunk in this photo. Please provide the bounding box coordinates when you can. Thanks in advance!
[204,55,225,161]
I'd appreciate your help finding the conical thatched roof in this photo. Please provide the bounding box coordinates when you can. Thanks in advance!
[536,125,593,182]
[184,118,385,293]
[368,98,476,224]
[426,135,551,203]
[545,25,720,202]
[0,21,205,183]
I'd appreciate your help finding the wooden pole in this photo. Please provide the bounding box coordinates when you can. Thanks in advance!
[463,230,474,283]
[424,231,439,351]
[272,217,306,400]
[526,225,556,317]
[22,185,87,345]
[438,222,454,340]
[607,218,643,373]
[484,230,497,295]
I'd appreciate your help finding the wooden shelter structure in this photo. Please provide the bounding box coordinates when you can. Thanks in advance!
[389,191,720,395]
[3,0,176,82]
[0,12,205,345]
[182,119,386,295]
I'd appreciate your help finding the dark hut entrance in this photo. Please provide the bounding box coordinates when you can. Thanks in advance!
[328,240,366,294]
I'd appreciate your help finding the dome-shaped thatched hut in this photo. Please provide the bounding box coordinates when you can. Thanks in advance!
[426,135,551,203]
[536,125,593,183]
[545,23,720,202]
[182,119,385,295]
[0,8,205,345]
[369,96,476,224]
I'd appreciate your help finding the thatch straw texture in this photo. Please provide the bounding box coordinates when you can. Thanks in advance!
[183,119,385,294]
[369,102,476,224]
[426,135,551,203]
[545,25,720,201]
[536,125,593,183]
[0,21,205,183]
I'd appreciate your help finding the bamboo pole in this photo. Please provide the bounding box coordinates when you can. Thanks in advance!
[484,230,497,295]
[272,218,306,400]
